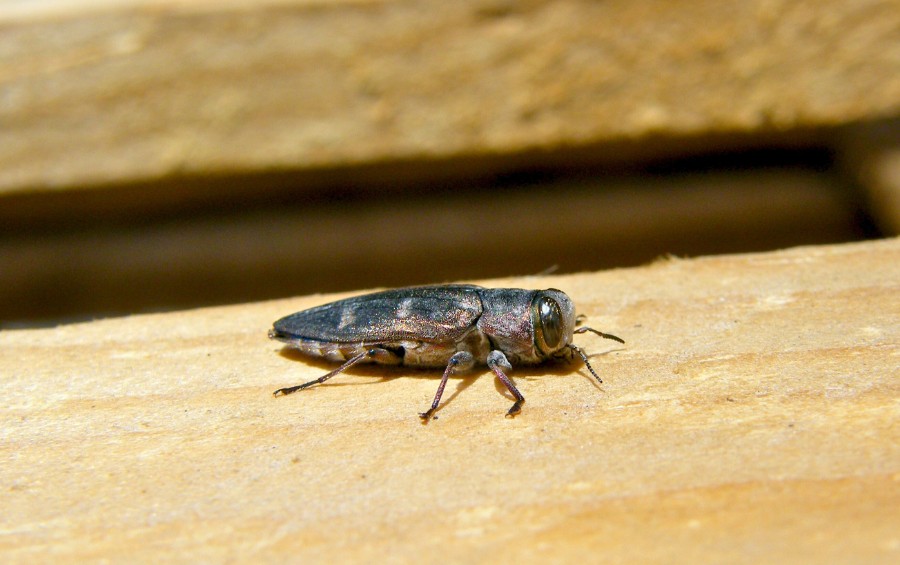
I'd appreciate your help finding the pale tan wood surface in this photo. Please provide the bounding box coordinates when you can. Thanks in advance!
[2,238,899,563]
[2,0,899,193]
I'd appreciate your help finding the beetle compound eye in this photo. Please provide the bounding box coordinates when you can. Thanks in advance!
[538,297,563,350]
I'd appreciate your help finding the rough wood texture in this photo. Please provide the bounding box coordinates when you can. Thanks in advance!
[2,0,898,193]
[2,238,898,562]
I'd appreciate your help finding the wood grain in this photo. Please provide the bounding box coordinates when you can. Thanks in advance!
[2,238,898,562]
[2,0,899,193]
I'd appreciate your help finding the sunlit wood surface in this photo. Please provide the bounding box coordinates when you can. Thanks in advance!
[2,238,898,562]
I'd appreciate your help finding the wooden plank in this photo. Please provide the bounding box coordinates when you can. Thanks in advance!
[1,0,899,193]
[2,238,898,562]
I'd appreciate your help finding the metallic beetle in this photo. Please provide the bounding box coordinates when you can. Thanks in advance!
[269,285,623,420]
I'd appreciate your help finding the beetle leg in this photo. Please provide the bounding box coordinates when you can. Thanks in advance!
[487,350,525,418]
[419,351,475,422]
[273,347,397,396]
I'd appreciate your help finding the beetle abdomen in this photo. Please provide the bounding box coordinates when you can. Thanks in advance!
[271,336,371,363]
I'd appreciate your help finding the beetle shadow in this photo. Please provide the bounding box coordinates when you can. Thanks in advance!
[491,348,624,399]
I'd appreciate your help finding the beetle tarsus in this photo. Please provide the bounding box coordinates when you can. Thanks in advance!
[273,384,304,397]
[505,400,523,418]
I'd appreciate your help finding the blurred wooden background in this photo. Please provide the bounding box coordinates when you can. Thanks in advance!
[1,0,899,326]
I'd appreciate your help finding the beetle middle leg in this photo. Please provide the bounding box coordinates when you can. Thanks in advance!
[487,350,525,417]
[273,347,399,396]
[419,351,474,422]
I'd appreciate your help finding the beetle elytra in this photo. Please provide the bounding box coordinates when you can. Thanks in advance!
[269,285,623,420]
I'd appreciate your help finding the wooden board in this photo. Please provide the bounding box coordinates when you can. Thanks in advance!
[2,238,899,562]
[2,0,899,193]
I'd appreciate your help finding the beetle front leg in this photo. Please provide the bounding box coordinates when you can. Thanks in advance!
[419,351,475,422]
[487,350,525,417]
[273,347,398,396]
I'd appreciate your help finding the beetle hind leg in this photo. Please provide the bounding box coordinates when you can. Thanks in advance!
[419,351,475,422]
[273,347,399,396]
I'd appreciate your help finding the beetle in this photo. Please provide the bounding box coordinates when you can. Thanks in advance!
[269,285,623,420]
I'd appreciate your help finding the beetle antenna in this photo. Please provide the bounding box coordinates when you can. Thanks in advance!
[575,314,587,326]
[568,344,603,384]
[574,326,625,344]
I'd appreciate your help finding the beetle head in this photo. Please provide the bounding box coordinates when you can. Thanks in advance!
[531,289,577,357]
[532,289,624,383]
